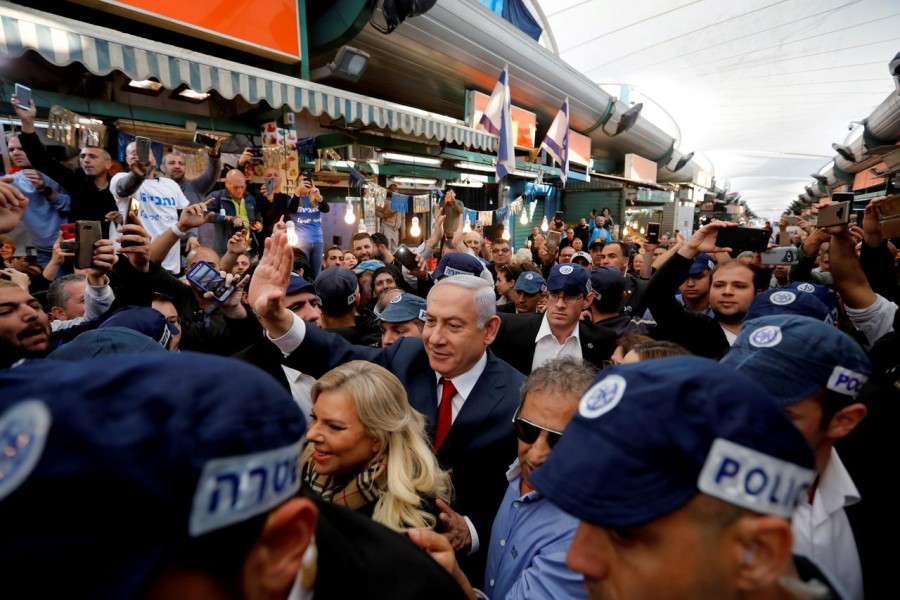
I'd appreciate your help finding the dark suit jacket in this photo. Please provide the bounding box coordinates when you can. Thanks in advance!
[232,338,291,390]
[491,312,617,375]
[313,497,468,599]
[283,324,524,582]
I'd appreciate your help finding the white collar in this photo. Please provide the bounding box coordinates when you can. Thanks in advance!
[434,351,488,401]
[815,448,861,516]
[535,313,580,344]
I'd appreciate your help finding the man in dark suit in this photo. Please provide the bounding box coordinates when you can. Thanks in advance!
[249,232,525,583]
[491,263,617,375]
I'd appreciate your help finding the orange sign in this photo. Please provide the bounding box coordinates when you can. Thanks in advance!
[468,90,537,150]
[569,130,591,167]
[82,0,300,60]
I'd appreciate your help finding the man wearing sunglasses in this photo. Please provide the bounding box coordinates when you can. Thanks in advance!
[412,357,597,599]
[492,263,617,375]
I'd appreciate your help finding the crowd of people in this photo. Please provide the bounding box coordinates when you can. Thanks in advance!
[1,91,898,600]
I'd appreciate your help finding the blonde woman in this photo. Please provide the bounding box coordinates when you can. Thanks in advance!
[302,360,453,531]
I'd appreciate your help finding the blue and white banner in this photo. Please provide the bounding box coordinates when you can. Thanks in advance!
[541,98,570,185]
[479,65,516,180]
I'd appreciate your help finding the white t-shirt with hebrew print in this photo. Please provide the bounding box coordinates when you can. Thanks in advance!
[112,173,189,273]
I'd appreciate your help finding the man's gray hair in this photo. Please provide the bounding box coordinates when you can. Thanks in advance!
[521,356,598,403]
[47,274,86,310]
[429,274,496,329]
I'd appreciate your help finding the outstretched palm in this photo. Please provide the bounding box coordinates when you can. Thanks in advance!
[248,232,292,319]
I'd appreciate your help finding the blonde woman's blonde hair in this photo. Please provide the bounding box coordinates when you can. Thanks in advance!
[305,360,453,531]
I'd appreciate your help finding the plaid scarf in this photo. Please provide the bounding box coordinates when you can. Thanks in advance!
[302,458,387,512]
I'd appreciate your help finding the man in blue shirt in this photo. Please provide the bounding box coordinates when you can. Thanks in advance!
[484,356,595,599]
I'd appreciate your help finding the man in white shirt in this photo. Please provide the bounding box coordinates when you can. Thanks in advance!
[111,140,189,273]
[721,315,871,600]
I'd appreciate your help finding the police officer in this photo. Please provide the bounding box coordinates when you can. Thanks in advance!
[530,357,847,600]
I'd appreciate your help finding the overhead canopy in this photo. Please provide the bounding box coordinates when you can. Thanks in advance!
[0,1,496,151]
[530,0,899,218]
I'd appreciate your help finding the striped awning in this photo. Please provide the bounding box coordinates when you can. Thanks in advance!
[0,1,496,151]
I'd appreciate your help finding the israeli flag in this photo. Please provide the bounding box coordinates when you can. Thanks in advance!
[541,98,570,185]
[480,65,516,180]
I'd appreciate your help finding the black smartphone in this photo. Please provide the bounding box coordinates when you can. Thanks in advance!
[135,136,151,163]
[14,83,31,108]
[186,260,235,302]
[394,244,419,271]
[193,131,219,149]
[75,221,102,269]
[817,201,851,227]
[647,223,661,244]
[760,246,800,266]
[25,246,38,263]
[715,227,770,254]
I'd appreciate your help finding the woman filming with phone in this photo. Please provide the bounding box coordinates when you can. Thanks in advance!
[301,361,453,532]
[289,171,328,278]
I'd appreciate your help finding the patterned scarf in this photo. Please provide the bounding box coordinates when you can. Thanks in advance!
[302,458,387,512]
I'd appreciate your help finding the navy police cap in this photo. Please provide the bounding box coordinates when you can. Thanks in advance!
[0,352,307,599]
[530,356,815,528]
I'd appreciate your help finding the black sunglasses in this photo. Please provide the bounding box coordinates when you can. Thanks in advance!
[512,405,563,448]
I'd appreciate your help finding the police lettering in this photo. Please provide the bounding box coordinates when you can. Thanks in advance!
[712,456,808,511]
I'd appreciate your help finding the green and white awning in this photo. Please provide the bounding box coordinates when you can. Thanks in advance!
[0,1,496,151]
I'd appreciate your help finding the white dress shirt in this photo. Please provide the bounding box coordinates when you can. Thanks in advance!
[532,314,582,371]
[792,448,863,600]
[280,364,315,422]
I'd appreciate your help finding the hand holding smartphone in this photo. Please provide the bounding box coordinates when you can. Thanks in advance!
[75,221,102,269]
[14,83,31,108]
[647,223,661,244]
[394,244,419,271]
[715,227,770,254]
[186,260,235,302]
[193,131,218,149]
[135,136,151,163]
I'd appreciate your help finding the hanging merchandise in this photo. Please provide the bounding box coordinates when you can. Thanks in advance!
[45,105,106,149]
[477,211,494,226]
[391,193,411,212]
[412,194,430,213]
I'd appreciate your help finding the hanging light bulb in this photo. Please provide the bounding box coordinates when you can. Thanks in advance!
[519,208,528,225]
[357,220,367,233]
[284,220,299,247]
[463,215,472,233]
[639,226,645,235]
[501,226,511,241]
[540,215,549,232]
[410,216,421,237]
[344,198,355,225]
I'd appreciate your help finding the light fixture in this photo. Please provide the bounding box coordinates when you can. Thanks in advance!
[126,78,163,97]
[357,220,367,233]
[463,216,472,233]
[540,216,549,232]
[285,221,299,247]
[410,216,421,237]
[170,84,209,103]
[310,46,371,83]
[391,177,437,185]
[520,209,529,225]
[502,224,511,240]
[382,153,442,166]
[832,143,856,163]
[454,161,496,173]
[639,227,645,235]
[607,103,643,136]
[448,179,483,188]
[344,199,356,224]
[671,151,694,172]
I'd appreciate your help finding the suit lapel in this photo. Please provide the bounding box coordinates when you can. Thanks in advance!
[438,351,508,456]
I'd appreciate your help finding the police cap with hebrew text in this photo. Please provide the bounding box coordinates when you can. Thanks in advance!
[0,352,307,599]
[530,356,815,528]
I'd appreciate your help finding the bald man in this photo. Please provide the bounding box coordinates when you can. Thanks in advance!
[205,169,261,257]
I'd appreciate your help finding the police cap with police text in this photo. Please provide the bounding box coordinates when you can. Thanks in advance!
[530,356,815,528]
[514,271,546,294]
[547,263,592,296]
[433,253,485,279]
[745,288,832,324]
[379,293,427,323]
[315,265,359,314]
[0,352,307,599]
[721,315,871,406]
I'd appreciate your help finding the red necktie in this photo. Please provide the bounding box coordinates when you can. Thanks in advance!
[433,378,456,454]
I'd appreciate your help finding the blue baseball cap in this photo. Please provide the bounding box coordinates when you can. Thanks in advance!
[745,288,832,323]
[287,273,315,295]
[315,266,358,314]
[688,253,715,276]
[98,306,179,347]
[547,263,592,296]
[352,259,386,275]
[589,266,625,312]
[530,357,815,528]
[49,327,166,360]
[721,315,871,406]
[379,293,427,323]
[785,281,839,319]
[514,271,546,294]
[0,352,307,599]
[433,253,484,279]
